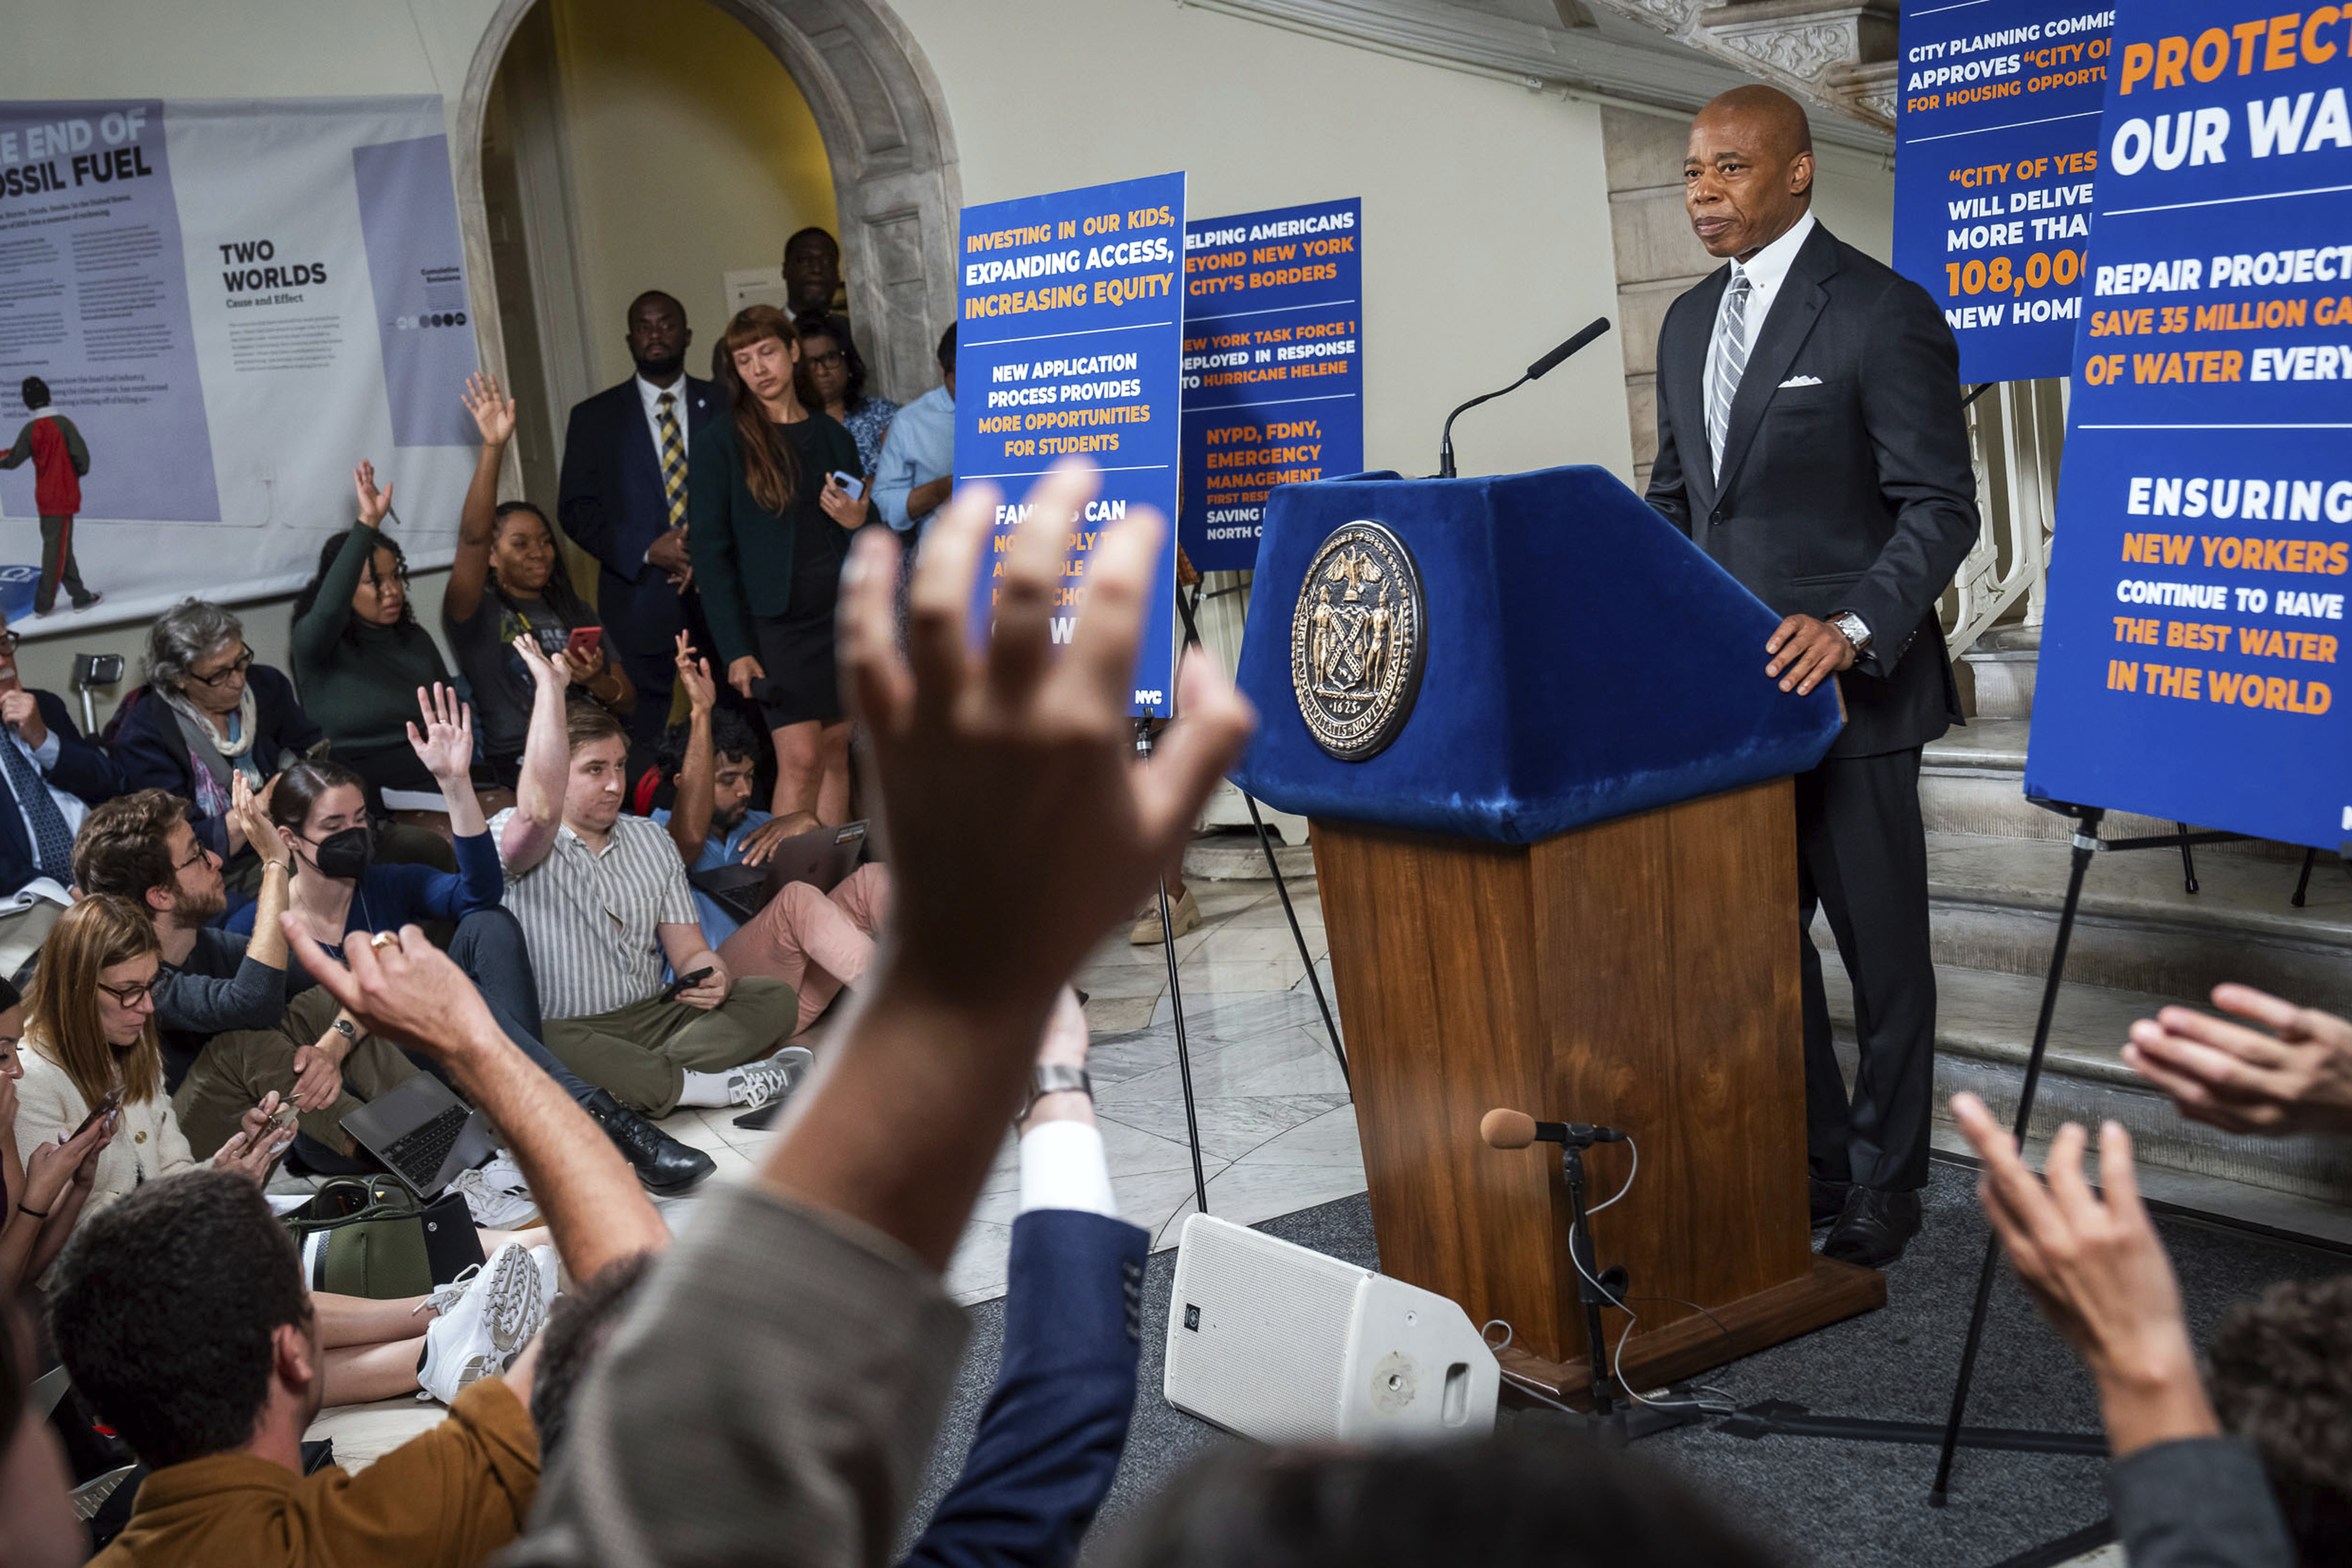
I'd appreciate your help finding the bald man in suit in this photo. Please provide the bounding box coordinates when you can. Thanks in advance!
[1645,86,1980,1267]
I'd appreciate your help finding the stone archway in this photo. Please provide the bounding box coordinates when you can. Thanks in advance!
[455,0,962,408]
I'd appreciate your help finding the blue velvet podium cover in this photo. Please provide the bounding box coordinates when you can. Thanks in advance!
[1228,466,1842,844]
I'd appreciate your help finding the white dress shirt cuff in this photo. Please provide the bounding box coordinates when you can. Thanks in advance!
[28,730,59,770]
[1018,1119,1118,1218]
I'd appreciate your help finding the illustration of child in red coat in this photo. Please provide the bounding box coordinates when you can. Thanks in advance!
[0,377,100,615]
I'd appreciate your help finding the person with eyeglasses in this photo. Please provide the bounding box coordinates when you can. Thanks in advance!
[7,895,292,1265]
[288,461,458,802]
[793,312,898,478]
[0,602,118,982]
[114,599,327,904]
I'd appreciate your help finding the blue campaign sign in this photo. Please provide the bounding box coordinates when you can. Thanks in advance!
[1893,1,2115,382]
[956,171,1186,717]
[2025,0,2352,849]
[1179,198,1363,571]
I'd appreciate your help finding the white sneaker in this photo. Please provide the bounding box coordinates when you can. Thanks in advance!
[530,1243,561,1304]
[726,1047,815,1111]
[417,1242,550,1404]
[450,1154,539,1229]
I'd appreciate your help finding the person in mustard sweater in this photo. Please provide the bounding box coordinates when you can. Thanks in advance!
[0,377,100,616]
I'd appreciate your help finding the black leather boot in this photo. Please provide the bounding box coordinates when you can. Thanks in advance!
[583,1089,715,1196]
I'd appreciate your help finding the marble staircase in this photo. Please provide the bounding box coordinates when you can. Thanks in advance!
[1822,625,2352,1233]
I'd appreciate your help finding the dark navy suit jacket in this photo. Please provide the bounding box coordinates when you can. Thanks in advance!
[0,688,116,894]
[902,1209,1150,1568]
[556,376,724,590]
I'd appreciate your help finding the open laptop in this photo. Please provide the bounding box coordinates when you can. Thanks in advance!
[340,1072,498,1198]
[691,820,869,927]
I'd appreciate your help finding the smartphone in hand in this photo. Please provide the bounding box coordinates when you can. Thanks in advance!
[662,967,713,1002]
[564,626,604,664]
[829,470,866,502]
[70,1087,125,1142]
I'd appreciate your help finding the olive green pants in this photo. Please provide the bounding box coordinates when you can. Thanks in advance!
[172,986,418,1158]
[541,978,799,1116]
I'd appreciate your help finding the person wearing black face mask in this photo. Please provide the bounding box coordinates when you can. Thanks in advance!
[222,687,713,1194]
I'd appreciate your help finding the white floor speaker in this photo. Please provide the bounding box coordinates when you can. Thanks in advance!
[1163,1213,1500,1443]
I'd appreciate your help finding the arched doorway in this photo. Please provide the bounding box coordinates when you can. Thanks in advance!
[455,0,960,445]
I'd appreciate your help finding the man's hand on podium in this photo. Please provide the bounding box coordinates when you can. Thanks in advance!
[1765,613,1856,696]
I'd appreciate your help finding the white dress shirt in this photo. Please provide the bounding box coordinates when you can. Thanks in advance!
[1018,1118,1118,1218]
[1708,209,1816,367]
[636,373,694,465]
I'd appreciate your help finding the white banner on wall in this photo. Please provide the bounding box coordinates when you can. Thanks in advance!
[0,95,479,624]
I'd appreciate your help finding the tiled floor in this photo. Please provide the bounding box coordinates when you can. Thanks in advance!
[650,874,1360,1304]
[305,872,1361,1463]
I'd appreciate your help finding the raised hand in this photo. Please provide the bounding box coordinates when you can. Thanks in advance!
[2125,984,2352,1136]
[835,457,1254,1015]
[354,461,394,530]
[1950,1093,2214,1455]
[461,372,517,447]
[231,771,286,869]
[674,631,717,714]
[513,633,569,693]
[406,683,476,784]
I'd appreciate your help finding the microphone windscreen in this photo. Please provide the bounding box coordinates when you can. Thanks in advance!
[1481,1107,1538,1149]
[1526,317,1612,381]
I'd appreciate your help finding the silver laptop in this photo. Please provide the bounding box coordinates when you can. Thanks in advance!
[339,1071,497,1198]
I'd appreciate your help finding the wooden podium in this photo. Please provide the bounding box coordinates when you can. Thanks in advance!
[1230,466,1884,1401]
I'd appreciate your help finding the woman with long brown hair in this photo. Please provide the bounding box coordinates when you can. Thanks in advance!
[687,305,869,823]
[9,896,290,1239]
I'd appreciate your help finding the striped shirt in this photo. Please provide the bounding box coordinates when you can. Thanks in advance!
[491,809,698,1021]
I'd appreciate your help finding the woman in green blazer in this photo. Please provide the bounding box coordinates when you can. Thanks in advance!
[687,305,869,823]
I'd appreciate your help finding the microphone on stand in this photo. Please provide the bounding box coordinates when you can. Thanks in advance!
[1437,317,1612,479]
[1479,1107,1627,1150]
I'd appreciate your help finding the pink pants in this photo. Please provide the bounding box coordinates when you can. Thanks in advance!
[719,863,891,1035]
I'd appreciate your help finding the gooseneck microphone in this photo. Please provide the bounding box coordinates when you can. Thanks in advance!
[1437,317,1612,479]
[1479,1107,1627,1150]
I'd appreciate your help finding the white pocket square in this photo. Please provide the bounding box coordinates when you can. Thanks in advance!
[1778,374,1823,388]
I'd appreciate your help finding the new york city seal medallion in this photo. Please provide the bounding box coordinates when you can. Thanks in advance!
[1290,520,1426,762]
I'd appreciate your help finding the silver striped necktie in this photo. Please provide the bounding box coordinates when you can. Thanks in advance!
[1706,267,1751,481]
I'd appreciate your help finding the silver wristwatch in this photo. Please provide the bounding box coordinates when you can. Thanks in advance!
[1829,610,1873,656]
[1018,1064,1092,1123]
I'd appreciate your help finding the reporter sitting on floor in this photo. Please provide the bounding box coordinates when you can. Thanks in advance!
[499,459,1253,1564]
[9,896,292,1258]
[47,912,671,1568]
[1953,1093,2299,1568]
[1,976,114,1293]
[493,638,800,1118]
[78,686,710,1189]
[654,636,887,1039]
[74,782,419,1169]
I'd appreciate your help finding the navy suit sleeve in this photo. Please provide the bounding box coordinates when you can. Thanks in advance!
[900,1210,1149,1568]
[1644,307,1694,538]
[1844,278,1981,677]
[559,396,626,577]
[113,700,231,856]
[35,690,117,804]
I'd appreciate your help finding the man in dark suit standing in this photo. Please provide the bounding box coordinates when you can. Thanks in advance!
[558,291,723,749]
[1646,86,1979,1267]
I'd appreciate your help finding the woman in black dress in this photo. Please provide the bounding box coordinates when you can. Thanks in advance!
[687,306,869,822]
